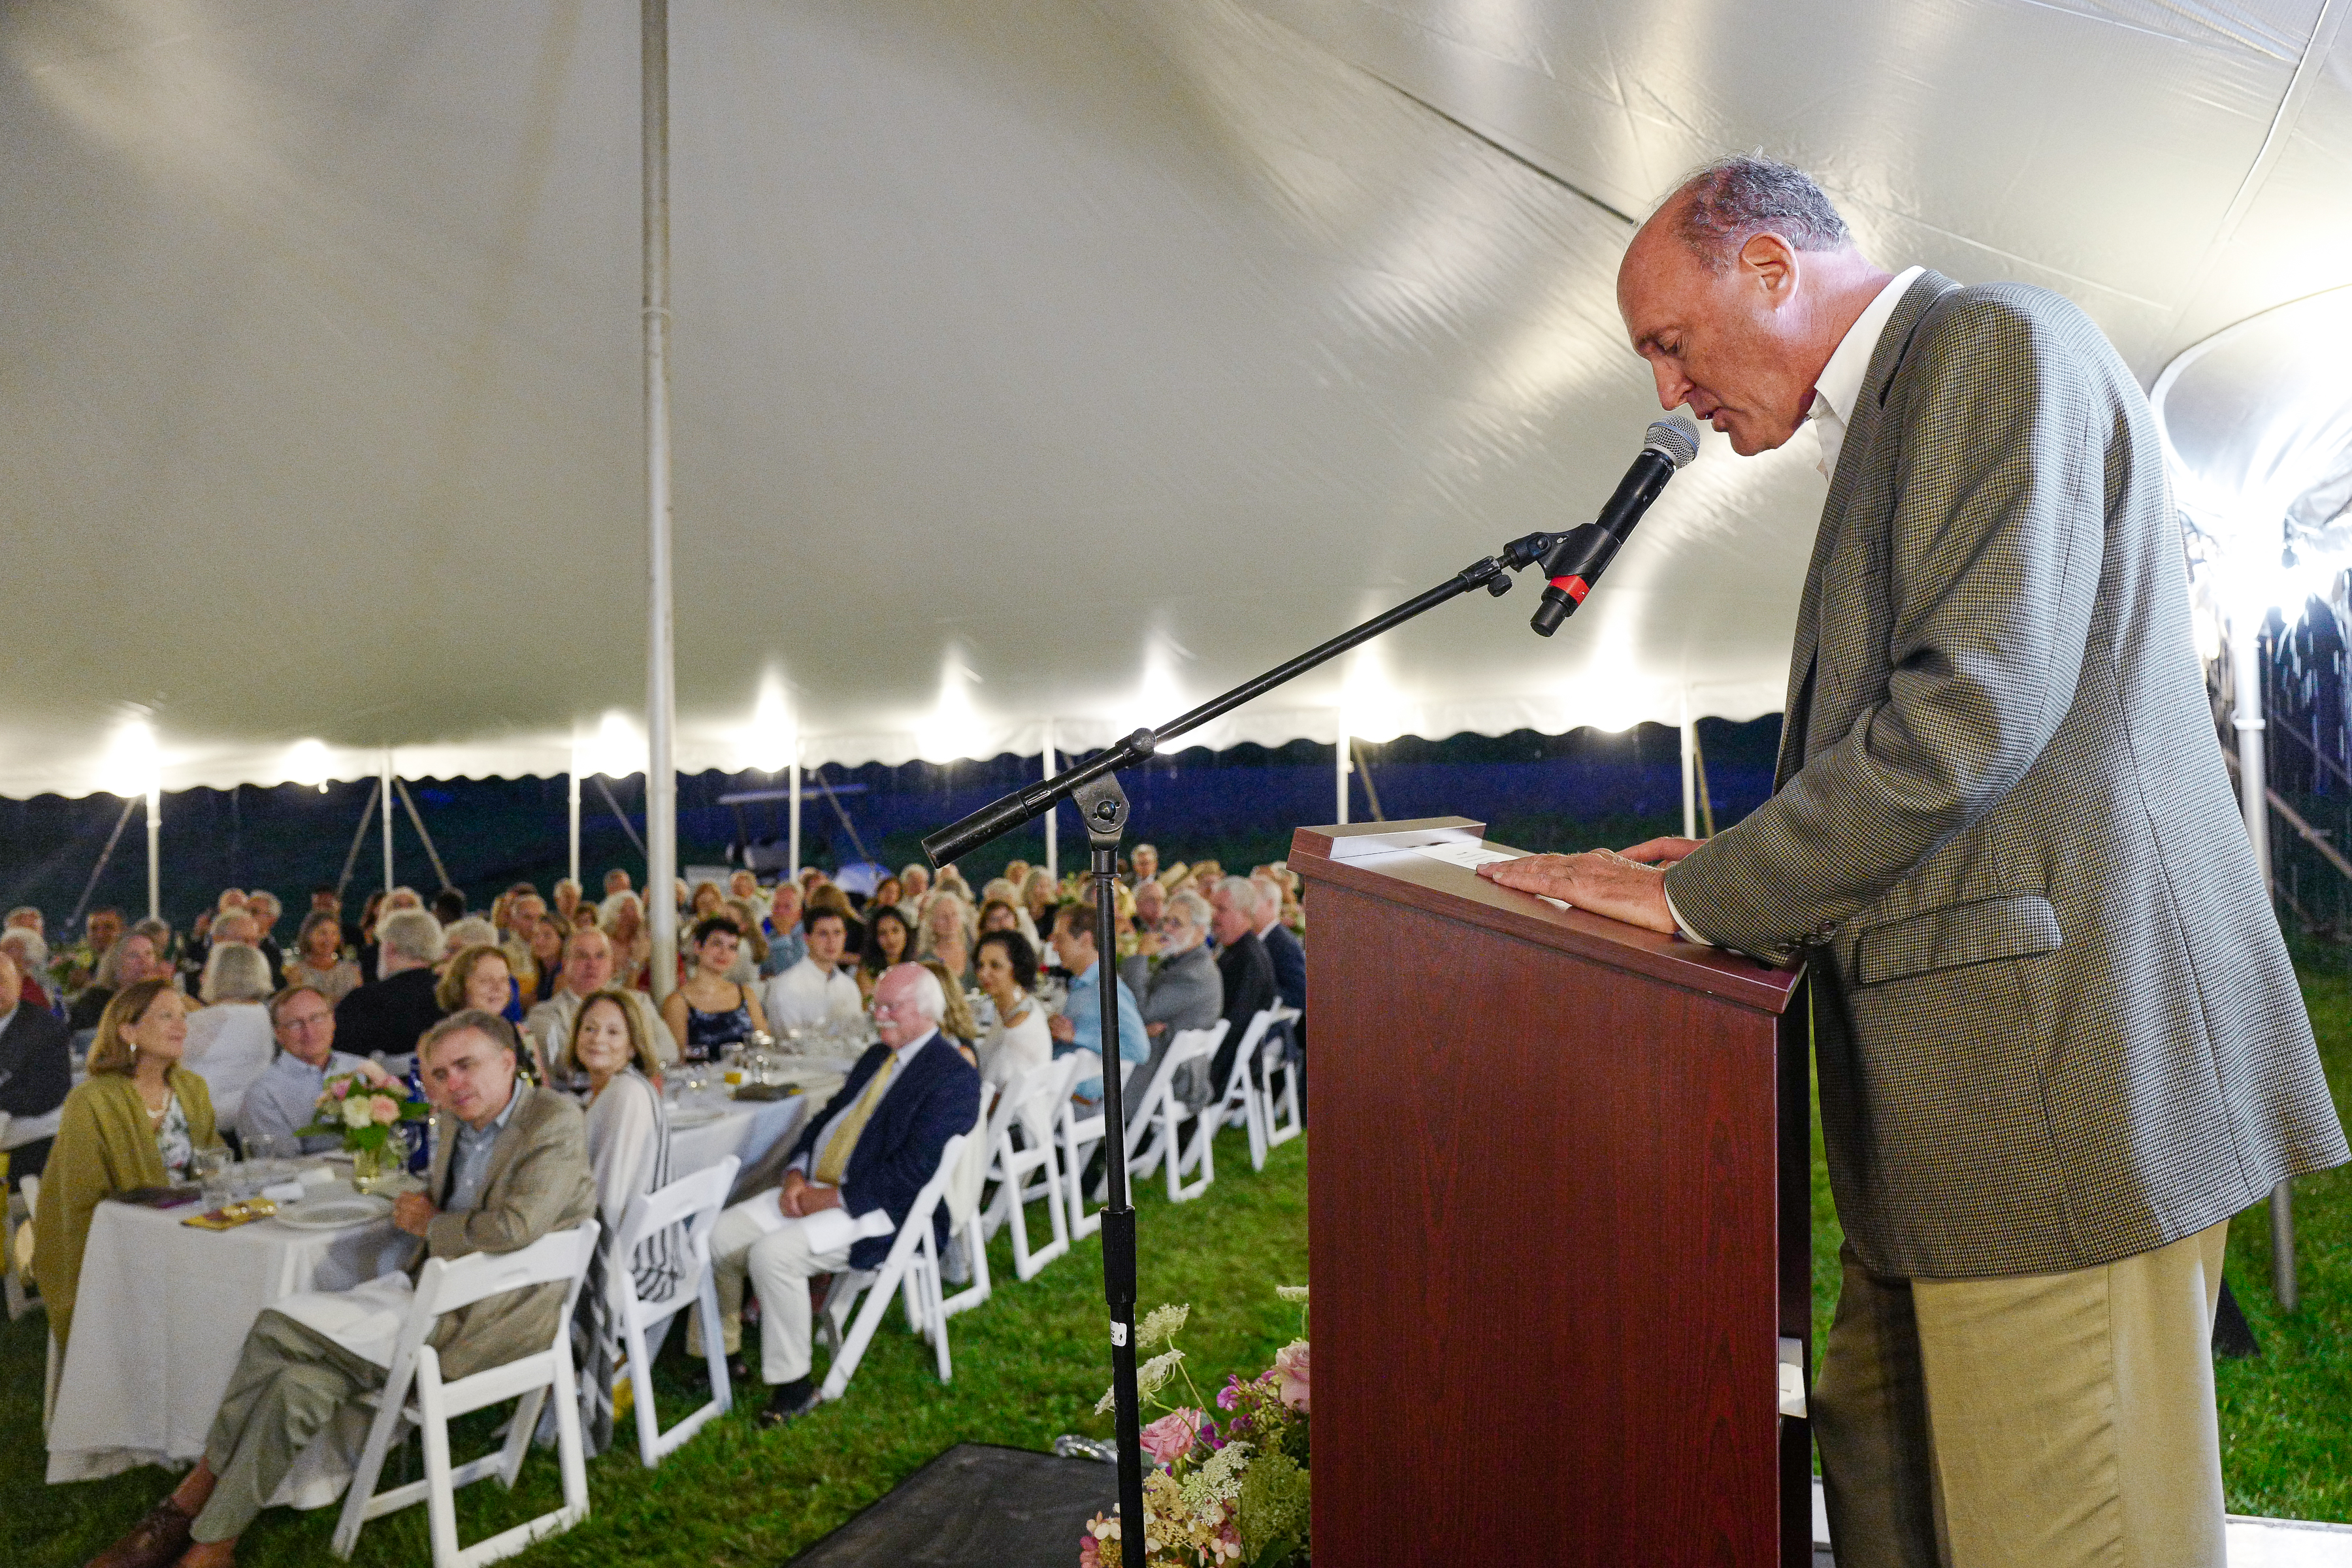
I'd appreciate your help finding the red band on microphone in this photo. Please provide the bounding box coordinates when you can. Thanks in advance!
[1548,576,1590,603]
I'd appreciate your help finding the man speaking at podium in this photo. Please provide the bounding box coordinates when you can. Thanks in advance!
[1480,157,2347,1567]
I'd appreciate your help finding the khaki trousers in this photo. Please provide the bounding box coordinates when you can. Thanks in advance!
[1813,1219,2230,1568]
[193,1310,384,1544]
[689,1197,853,1384]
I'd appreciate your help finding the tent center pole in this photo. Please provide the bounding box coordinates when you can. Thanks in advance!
[145,785,162,922]
[642,0,679,1004]
[788,755,802,883]
[380,751,395,895]
[1681,688,1698,841]
[1335,709,1350,825]
[2230,611,2297,1312]
[568,766,582,888]
[1043,718,1058,884]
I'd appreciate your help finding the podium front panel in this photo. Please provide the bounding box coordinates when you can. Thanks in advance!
[1294,822,1806,1566]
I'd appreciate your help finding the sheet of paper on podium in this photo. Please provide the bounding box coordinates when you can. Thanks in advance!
[1409,838,1572,910]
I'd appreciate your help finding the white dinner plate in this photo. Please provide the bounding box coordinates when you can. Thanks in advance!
[276,1194,395,1230]
[668,1107,728,1130]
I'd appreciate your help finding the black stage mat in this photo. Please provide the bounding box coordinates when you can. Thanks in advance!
[788,1443,1116,1567]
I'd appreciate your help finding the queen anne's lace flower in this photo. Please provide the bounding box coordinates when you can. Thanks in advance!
[1275,1285,1308,1303]
[1096,1348,1186,1415]
[1137,1303,1189,1346]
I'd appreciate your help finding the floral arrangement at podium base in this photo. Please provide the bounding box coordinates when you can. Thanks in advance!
[299,1072,428,1194]
[1083,1288,1311,1568]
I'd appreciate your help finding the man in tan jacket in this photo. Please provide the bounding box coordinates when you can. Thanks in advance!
[89,1010,594,1568]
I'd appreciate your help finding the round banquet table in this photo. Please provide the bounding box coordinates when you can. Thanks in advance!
[43,1065,850,1491]
[44,1189,412,1489]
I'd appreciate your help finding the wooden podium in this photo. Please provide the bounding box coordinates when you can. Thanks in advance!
[1291,818,1810,1565]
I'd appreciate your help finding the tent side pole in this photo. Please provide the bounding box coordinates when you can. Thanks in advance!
[2230,612,2298,1311]
[1043,718,1058,883]
[642,0,679,1004]
[1681,690,1698,841]
[380,752,395,893]
[1335,710,1350,825]
[568,768,582,887]
[787,755,802,882]
[145,786,161,922]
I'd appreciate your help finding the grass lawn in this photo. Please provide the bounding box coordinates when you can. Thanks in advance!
[11,960,2350,1565]
[2,1135,1309,1567]
[1807,958,2352,1521]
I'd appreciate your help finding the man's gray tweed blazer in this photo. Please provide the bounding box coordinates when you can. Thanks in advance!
[1665,269,2348,1279]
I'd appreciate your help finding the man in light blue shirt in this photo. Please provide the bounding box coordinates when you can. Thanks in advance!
[237,986,395,1153]
[1045,903,1147,1105]
[758,882,808,979]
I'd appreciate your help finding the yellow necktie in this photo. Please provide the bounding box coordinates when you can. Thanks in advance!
[813,1054,898,1184]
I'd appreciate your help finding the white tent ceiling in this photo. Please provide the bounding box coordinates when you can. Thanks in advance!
[6,0,2351,798]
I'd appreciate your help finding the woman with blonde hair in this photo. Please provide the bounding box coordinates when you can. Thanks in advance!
[563,991,676,1454]
[33,979,224,1348]
[1019,868,1057,938]
[600,892,650,988]
[182,943,278,1128]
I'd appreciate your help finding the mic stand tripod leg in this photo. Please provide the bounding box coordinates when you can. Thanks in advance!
[1073,773,1147,1556]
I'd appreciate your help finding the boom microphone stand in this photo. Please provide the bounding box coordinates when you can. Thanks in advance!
[923,525,1575,1548]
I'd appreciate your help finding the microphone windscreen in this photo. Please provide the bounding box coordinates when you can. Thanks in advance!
[1645,417,1701,469]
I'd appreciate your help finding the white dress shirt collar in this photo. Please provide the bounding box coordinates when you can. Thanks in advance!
[1806,265,1923,482]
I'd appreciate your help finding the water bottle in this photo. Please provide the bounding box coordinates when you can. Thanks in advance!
[404,1061,431,1175]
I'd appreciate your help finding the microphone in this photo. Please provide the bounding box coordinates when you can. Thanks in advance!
[1529,417,1701,636]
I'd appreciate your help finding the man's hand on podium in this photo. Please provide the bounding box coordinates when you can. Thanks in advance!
[1475,841,1690,935]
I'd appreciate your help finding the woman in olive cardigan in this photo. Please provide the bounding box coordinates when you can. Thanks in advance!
[33,977,222,1350]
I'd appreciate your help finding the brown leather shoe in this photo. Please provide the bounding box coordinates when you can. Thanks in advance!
[85,1497,195,1568]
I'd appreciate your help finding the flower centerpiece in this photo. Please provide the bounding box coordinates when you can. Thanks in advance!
[298,1072,427,1192]
[1081,1286,1311,1567]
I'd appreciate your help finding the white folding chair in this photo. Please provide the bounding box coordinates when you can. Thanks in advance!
[1211,1009,1284,1172]
[612,1156,738,1468]
[6,1171,42,1322]
[935,1092,996,1321]
[981,1056,1079,1280]
[331,1222,600,1568]
[816,1132,968,1399]
[1124,1023,1225,1203]
[1261,1005,1304,1150]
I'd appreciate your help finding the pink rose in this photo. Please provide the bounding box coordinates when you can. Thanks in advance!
[1273,1341,1309,1414]
[329,1079,351,1099]
[1137,1407,1202,1467]
[369,1096,401,1126]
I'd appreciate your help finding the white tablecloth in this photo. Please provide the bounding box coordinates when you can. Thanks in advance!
[664,1064,846,1200]
[46,1191,412,1488]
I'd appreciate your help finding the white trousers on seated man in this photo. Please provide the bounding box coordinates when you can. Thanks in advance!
[691,1197,857,1384]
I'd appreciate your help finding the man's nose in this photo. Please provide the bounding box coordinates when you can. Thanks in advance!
[1651,360,1689,412]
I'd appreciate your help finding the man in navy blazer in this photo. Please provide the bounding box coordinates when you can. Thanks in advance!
[698,963,981,1426]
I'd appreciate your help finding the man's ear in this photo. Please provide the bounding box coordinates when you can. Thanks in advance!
[1739,231,1799,305]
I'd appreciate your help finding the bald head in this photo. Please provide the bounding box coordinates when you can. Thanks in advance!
[1617,157,1888,458]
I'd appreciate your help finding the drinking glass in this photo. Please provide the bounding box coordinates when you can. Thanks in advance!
[191,1146,231,1208]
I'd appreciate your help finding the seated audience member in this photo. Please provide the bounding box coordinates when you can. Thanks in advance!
[727,869,766,909]
[603,868,633,897]
[1046,904,1149,1105]
[522,915,568,1006]
[438,943,523,1028]
[981,879,1039,944]
[238,986,395,1154]
[431,887,468,929]
[1208,877,1279,1096]
[602,893,651,989]
[694,966,980,1426]
[33,979,224,1350]
[977,896,1023,939]
[501,892,549,998]
[1128,843,1160,887]
[921,960,981,1062]
[689,881,727,921]
[762,909,861,1030]
[3,906,41,939]
[1250,872,1306,1012]
[285,911,361,1005]
[721,898,768,984]
[759,881,807,979]
[441,917,501,965]
[86,1011,593,1568]
[857,907,915,1003]
[870,876,904,921]
[564,991,674,1454]
[551,878,584,928]
[333,909,448,1064]
[182,943,279,1129]
[244,891,287,988]
[804,884,865,961]
[896,864,930,923]
[661,917,769,1064]
[1132,877,1166,934]
[1021,869,1058,937]
[310,886,363,958]
[918,891,972,959]
[1121,889,1222,1109]
[71,928,168,1032]
[973,931,1050,1092]
[63,907,125,995]
[0,928,55,1015]
[0,949,72,1186]
[525,927,681,1081]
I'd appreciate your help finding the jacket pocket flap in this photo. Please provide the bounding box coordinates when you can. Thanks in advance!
[1854,894,2061,985]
